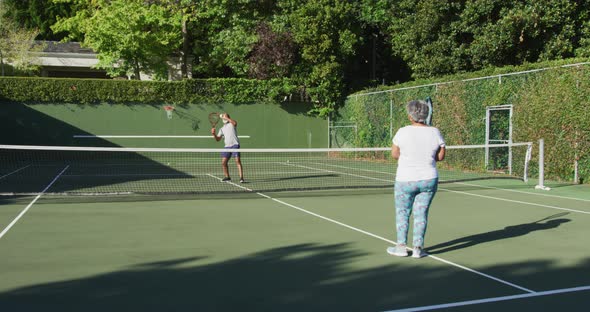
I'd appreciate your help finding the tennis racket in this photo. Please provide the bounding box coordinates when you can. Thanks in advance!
[425,96,433,126]
[208,112,221,128]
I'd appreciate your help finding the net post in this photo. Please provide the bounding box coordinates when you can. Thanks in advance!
[535,138,551,191]
[523,143,532,183]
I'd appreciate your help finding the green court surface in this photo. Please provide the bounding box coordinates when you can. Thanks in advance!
[0,180,589,311]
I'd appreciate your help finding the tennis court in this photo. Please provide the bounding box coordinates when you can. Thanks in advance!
[1,144,589,311]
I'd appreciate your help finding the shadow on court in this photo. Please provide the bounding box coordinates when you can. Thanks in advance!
[0,242,589,311]
[427,213,571,255]
[0,102,201,195]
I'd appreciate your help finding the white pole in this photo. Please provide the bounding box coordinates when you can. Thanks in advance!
[508,106,513,175]
[485,108,490,169]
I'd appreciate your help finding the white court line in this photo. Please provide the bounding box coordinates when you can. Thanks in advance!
[310,161,394,176]
[206,174,253,192]
[0,165,69,240]
[73,135,251,139]
[257,194,534,293]
[296,162,590,215]
[454,181,590,203]
[384,285,590,312]
[440,188,590,215]
[0,165,31,180]
[63,171,326,178]
[211,173,535,294]
[284,163,393,183]
[319,162,589,204]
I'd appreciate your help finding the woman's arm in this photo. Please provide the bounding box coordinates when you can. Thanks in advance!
[436,145,445,161]
[391,143,400,160]
[211,128,222,141]
[222,114,237,127]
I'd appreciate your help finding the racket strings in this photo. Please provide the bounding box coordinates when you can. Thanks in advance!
[208,112,220,127]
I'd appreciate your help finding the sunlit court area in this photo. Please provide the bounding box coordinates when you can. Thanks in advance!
[2,1,590,311]
[1,143,589,311]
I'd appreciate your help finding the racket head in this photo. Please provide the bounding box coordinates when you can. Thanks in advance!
[425,96,433,126]
[208,112,220,127]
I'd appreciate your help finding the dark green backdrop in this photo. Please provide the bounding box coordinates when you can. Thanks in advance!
[1,102,328,148]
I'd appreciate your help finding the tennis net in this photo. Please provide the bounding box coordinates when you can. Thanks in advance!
[0,142,533,196]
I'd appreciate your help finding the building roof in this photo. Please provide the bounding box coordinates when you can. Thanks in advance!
[37,41,97,55]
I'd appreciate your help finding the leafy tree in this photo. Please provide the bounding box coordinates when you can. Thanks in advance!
[387,0,590,78]
[388,0,467,78]
[0,2,44,76]
[274,0,362,115]
[146,0,202,78]
[2,0,74,41]
[353,0,411,87]
[463,0,580,67]
[248,23,296,79]
[188,0,275,78]
[51,0,183,79]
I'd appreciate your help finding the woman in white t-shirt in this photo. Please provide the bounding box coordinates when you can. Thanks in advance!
[387,100,445,259]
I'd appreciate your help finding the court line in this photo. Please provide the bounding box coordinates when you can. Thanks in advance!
[454,182,590,203]
[320,162,589,204]
[73,135,251,139]
[297,162,590,215]
[285,163,393,183]
[62,171,330,177]
[0,165,31,180]
[440,188,590,215]
[0,166,70,240]
[311,161,393,176]
[384,285,590,312]
[206,173,535,294]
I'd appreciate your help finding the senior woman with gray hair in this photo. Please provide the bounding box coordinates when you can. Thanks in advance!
[387,100,445,258]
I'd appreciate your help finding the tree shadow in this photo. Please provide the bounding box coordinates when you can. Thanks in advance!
[427,213,571,254]
[0,102,192,195]
[0,242,589,311]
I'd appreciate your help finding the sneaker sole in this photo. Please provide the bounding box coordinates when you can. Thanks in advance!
[412,251,428,258]
[386,247,408,257]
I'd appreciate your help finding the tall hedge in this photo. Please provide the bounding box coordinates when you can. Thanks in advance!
[338,62,590,183]
[0,77,300,105]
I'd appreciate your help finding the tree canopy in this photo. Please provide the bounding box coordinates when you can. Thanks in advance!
[0,1,44,76]
[3,0,590,113]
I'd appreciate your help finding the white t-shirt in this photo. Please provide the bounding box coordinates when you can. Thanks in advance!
[392,126,445,181]
[217,123,240,147]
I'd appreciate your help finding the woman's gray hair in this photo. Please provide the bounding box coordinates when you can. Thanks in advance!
[406,100,430,124]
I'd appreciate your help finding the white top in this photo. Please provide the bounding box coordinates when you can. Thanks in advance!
[392,126,445,181]
[217,123,240,147]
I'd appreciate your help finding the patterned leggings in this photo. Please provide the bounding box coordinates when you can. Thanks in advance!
[394,178,438,247]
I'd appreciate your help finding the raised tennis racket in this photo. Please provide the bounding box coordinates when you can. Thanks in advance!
[425,96,433,126]
[208,112,220,128]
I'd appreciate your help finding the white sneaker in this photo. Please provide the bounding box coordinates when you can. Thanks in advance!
[412,247,428,258]
[387,245,408,257]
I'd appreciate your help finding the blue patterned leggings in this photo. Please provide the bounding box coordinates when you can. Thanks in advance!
[394,178,438,247]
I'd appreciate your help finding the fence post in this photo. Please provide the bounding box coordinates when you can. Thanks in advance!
[535,139,551,190]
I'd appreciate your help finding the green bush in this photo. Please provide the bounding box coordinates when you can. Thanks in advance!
[0,77,300,105]
[339,61,590,183]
